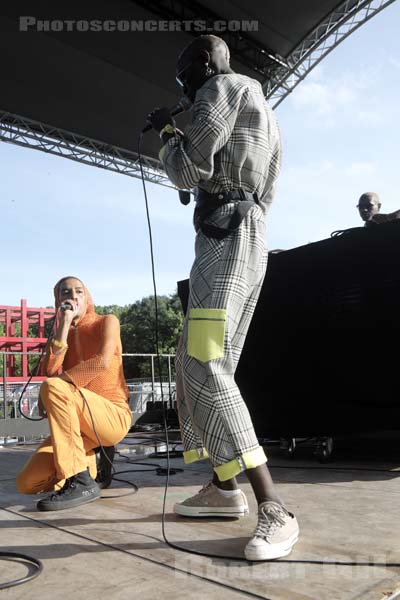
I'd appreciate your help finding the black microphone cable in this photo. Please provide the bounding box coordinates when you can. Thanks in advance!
[76,389,139,496]
[136,131,279,562]
[17,322,57,422]
[0,322,58,588]
[16,306,73,421]
[137,132,173,546]
[0,551,43,590]
[136,132,400,571]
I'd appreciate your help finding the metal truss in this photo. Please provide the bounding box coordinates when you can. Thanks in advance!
[264,0,397,108]
[130,0,283,78]
[131,0,396,108]
[0,110,174,188]
[0,0,396,180]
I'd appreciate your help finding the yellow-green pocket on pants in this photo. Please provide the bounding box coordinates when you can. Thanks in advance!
[187,308,227,362]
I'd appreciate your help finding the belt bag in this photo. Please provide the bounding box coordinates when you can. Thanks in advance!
[195,189,260,240]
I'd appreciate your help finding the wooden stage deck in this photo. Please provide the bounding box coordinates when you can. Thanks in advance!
[1,433,400,600]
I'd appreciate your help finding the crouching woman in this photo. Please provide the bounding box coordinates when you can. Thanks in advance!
[16,276,132,511]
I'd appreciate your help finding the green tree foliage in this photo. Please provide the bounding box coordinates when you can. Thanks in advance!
[94,305,128,320]
[119,293,184,379]
[120,294,182,353]
[0,294,184,380]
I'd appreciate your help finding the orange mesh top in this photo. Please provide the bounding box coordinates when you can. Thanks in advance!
[40,279,130,405]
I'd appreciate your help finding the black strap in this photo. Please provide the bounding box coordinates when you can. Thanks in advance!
[195,189,259,240]
[199,200,255,239]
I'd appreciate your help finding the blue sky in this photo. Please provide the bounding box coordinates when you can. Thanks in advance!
[2,3,400,308]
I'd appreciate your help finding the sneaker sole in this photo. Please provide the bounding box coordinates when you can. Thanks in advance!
[37,492,101,512]
[174,503,249,518]
[244,532,299,561]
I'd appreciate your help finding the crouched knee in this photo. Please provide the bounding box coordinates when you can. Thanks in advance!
[16,471,36,494]
[40,377,60,397]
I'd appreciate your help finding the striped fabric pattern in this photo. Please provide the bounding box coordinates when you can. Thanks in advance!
[165,72,282,478]
[175,204,268,475]
[162,72,281,214]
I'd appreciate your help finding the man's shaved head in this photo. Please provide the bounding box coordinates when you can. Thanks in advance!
[357,192,381,222]
[177,35,230,69]
[359,192,380,205]
[176,35,233,102]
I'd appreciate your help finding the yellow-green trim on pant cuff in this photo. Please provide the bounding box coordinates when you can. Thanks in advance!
[214,446,267,482]
[183,447,209,464]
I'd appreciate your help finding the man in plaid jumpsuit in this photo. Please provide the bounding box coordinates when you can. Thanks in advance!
[147,35,299,561]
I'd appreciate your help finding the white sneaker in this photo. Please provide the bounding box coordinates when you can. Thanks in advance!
[174,481,249,517]
[244,501,299,561]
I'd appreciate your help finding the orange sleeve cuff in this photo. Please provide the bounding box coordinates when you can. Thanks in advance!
[39,344,66,377]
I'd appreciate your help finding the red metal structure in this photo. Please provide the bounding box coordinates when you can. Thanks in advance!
[0,300,55,382]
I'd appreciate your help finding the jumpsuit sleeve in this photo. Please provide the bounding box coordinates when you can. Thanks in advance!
[39,343,67,377]
[65,315,121,388]
[161,75,249,190]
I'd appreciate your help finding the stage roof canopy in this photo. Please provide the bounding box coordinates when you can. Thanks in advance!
[0,0,395,172]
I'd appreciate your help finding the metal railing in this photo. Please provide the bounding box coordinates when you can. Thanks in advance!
[0,351,176,443]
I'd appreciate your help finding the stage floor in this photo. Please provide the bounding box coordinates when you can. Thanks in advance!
[1,433,400,600]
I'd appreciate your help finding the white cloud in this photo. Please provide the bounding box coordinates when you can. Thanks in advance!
[279,159,378,196]
[344,161,376,176]
[289,65,382,126]
[356,109,384,126]
[388,56,400,69]
[292,81,333,115]
[269,157,381,250]
[291,76,358,115]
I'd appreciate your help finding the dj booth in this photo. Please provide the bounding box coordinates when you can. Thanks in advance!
[178,221,400,442]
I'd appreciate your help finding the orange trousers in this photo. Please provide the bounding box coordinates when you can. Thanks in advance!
[16,377,132,494]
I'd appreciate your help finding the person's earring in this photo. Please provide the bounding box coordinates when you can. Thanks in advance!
[205,64,215,77]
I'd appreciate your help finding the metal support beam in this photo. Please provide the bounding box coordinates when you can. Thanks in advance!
[264,0,397,108]
[130,0,283,78]
[2,355,6,420]
[0,0,396,178]
[0,110,174,188]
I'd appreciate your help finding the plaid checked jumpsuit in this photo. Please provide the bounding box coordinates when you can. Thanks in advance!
[161,73,282,481]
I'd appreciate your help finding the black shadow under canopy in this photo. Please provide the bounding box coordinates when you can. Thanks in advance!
[0,0,357,162]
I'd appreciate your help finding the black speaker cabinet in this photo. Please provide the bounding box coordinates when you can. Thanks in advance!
[178,221,400,438]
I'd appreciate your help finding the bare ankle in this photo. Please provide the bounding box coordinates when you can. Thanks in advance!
[212,473,238,490]
[258,494,284,507]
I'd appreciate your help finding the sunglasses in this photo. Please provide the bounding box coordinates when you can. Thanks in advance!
[176,56,202,87]
[176,61,193,87]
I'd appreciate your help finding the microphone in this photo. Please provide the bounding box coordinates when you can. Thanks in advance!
[60,303,73,311]
[142,96,192,133]
[178,190,191,206]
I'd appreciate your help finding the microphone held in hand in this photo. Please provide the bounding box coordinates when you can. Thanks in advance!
[178,190,191,206]
[60,303,73,311]
[142,96,192,133]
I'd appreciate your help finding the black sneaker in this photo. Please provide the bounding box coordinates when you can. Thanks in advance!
[95,445,115,489]
[37,469,101,511]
